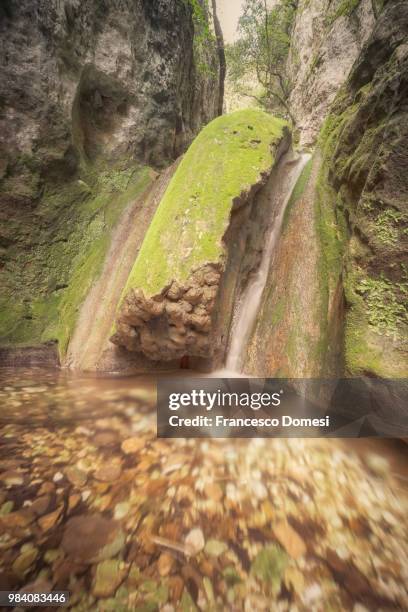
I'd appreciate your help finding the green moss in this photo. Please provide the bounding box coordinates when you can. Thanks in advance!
[123,110,286,298]
[251,545,288,593]
[57,166,152,355]
[344,272,408,377]
[315,181,346,292]
[358,276,407,333]
[0,299,25,341]
[346,271,407,336]
[282,158,313,231]
[315,95,361,287]
[326,0,362,26]
[270,298,285,326]
[371,209,406,246]
[311,30,408,377]
[308,102,358,370]
[182,0,218,77]
[345,317,384,376]
[349,314,403,379]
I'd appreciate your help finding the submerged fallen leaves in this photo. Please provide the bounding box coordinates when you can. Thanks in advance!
[272,520,306,560]
[0,368,407,611]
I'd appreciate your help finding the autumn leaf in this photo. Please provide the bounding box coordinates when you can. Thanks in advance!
[272,520,306,559]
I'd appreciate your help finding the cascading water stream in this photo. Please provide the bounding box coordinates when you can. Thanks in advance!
[225,152,312,374]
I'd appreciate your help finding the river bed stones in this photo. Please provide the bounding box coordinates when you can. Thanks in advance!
[0,470,25,487]
[94,463,122,482]
[158,552,175,577]
[185,528,205,556]
[0,500,14,516]
[30,495,51,517]
[113,501,130,520]
[0,368,407,610]
[61,515,125,563]
[65,466,87,487]
[121,437,144,454]
[93,559,127,597]
[38,507,63,532]
[12,545,39,578]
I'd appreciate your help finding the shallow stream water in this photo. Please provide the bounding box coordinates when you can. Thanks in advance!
[0,367,407,610]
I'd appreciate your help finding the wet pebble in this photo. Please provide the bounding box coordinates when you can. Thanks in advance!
[94,463,122,482]
[185,528,205,556]
[121,437,145,454]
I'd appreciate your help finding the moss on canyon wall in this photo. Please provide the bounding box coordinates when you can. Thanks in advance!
[316,0,408,376]
[0,158,153,355]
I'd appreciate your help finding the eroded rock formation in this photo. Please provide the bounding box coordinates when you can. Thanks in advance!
[112,265,222,361]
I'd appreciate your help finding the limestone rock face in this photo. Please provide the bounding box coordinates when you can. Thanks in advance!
[0,0,221,177]
[0,0,223,358]
[287,0,376,146]
[322,0,408,377]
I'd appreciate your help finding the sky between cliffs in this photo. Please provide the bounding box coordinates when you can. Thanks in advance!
[216,0,244,42]
[216,0,277,42]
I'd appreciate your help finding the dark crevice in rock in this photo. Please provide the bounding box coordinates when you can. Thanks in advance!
[211,0,226,116]
[349,1,408,90]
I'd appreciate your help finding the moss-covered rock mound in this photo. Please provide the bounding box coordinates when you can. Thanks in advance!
[112,109,288,362]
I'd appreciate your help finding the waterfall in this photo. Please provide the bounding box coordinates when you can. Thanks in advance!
[225,152,312,373]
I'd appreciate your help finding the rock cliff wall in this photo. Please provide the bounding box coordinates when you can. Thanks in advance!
[287,0,376,146]
[0,0,221,171]
[318,0,408,377]
[247,0,408,379]
[0,0,223,359]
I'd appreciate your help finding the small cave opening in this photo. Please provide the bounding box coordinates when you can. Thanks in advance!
[72,65,132,160]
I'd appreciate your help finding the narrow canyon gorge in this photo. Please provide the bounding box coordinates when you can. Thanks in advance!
[0,1,407,610]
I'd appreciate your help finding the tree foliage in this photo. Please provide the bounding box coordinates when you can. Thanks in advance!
[226,0,297,122]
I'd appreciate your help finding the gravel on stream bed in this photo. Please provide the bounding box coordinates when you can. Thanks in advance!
[0,368,407,611]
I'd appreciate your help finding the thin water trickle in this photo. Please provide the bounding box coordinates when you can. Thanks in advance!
[226,152,312,374]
